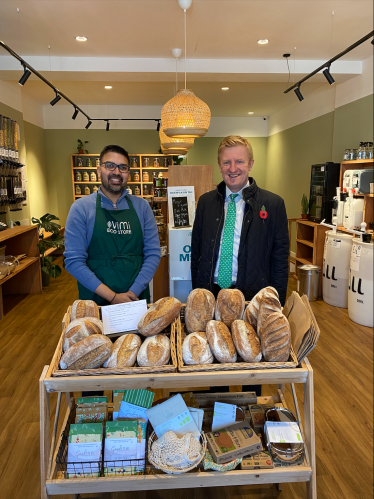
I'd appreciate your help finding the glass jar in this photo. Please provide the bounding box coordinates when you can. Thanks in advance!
[155,187,162,197]
[163,157,169,167]
[143,157,149,167]
[127,186,133,195]
[160,188,167,197]
[83,171,89,181]
[75,185,81,195]
[134,171,140,182]
[161,177,168,187]
[90,171,97,182]
[154,157,160,168]
[75,171,82,182]
[131,157,138,169]
[153,174,162,188]
[343,149,350,161]
[143,185,149,196]
[134,186,141,195]
[87,158,92,168]
[84,186,90,195]
[143,171,149,182]
[77,158,83,168]
[150,185,154,196]
[93,186,99,193]
[366,142,373,159]
[95,158,100,167]
[357,142,365,160]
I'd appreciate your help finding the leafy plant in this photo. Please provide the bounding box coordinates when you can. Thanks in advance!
[77,139,89,154]
[301,194,309,215]
[173,155,184,165]
[32,213,65,279]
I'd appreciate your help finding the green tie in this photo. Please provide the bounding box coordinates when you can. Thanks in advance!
[217,193,238,289]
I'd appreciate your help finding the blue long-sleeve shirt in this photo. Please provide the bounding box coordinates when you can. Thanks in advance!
[64,188,161,296]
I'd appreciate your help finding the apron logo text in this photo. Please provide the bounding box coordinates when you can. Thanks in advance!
[107,220,132,235]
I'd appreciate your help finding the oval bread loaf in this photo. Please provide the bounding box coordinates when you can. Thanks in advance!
[261,312,291,362]
[185,289,215,333]
[63,317,103,352]
[70,300,100,322]
[103,333,142,368]
[182,332,214,365]
[137,334,170,367]
[206,320,237,363]
[60,334,113,370]
[231,320,262,363]
[215,289,245,328]
[137,297,181,337]
[257,295,282,338]
[245,286,279,329]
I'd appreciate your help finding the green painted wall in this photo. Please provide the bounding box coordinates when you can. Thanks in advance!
[187,136,268,188]
[332,94,374,162]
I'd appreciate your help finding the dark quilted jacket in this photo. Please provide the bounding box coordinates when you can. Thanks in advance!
[191,178,289,305]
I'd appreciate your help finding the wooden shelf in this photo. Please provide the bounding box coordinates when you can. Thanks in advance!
[73,181,100,184]
[341,159,374,165]
[296,238,314,248]
[295,256,314,266]
[73,167,97,169]
[0,256,39,285]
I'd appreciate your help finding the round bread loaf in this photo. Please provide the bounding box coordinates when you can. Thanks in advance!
[245,286,279,329]
[244,301,258,330]
[231,320,262,363]
[185,289,215,333]
[60,334,113,370]
[257,295,282,338]
[63,317,103,352]
[103,333,142,368]
[70,300,100,322]
[137,297,181,337]
[206,320,237,363]
[215,289,245,328]
[182,332,214,365]
[137,334,170,367]
[261,312,291,362]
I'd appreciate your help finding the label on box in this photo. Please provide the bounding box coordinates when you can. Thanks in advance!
[118,401,148,423]
[212,402,237,431]
[67,441,101,470]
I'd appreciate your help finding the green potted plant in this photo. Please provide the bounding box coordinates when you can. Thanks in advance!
[77,139,89,154]
[31,214,65,287]
[301,193,309,219]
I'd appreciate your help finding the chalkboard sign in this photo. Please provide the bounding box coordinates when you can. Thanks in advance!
[172,196,190,227]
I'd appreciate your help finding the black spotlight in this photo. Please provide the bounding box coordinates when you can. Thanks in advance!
[72,108,79,120]
[156,121,161,132]
[106,121,110,131]
[323,66,335,85]
[50,93,61,106]
[372,38,374,45]
[294,85,304,102]
[85,120,92,129]
[18,66,31,86]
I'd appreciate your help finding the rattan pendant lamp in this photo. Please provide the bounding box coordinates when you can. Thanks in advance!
[161,0,211,139]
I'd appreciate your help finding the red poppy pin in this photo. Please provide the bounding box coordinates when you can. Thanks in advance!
[260,205,268,222]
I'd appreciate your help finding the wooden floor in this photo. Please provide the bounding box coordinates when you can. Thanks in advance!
[0,262,372,499]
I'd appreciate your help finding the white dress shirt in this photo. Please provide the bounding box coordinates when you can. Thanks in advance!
[214,181,249,285]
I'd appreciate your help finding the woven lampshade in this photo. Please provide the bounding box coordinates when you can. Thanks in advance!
[159,124,194,151]
[161,89,211,138]
[161,146,188,156]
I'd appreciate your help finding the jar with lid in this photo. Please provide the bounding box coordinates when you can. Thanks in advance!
[87,158,92,168]
[84,186,90,195]
[357,142,365,160]
[160,188,167,197]
[163,157,169,167]
[90,171,97,182]
[75,171,82,182]
[366,142,373,159]
[131,157,137,169]
[348,149,355,160]
[134,185,141,195]
[75,185,81,195]
[343,149,350,161]
[95,158,100,167]
[153,172,162,188]
[143,185,149,196]
[127,186,133,195]
[77,158,83,168]
[134,171,140,182]
[93,186,99,193]
[83,171,89,181]
[143,157,149,167]
[158,171,163,179]
[143,171,149,182]
[154,157,160,168]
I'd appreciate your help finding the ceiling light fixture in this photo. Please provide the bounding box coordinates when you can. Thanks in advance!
[50,93,61,106]
[104,86,112,89]
[85,120,92,129]
[156,121,161,132]
[322,65,335,85]
[161,0,211,139]
[248,112,254,114]
[294,85,304,102]
[258,39,269,45]
[76,36,87,42]
[159,123,194,151]
[72,108,79,120]
[106,121,110,131]
[18,65,31,86]
[221,87,229,90]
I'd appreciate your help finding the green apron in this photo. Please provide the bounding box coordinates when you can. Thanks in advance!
[78,193,150,305]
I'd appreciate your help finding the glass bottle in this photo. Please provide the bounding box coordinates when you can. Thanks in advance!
[357,142,365,160]
[83,171,89,181]
[134,171,140,182]
[95,158,100,167]
[150,185,154,196]
[143,185,149,196]
[87,158,92,168]
[75,171,82,182]
[163,157,169,167]
[143,157,149,167]
[84,186,90,195]
[90,171,97,182]
[367,142,373,159]
[134,185,140,195]
[343,149,350,161]
[75,185,81,195]
[93,185,99,193]
[143,171,149,182]
[77,157,83,168]
[127,186,133,195]
[154,157,160,168]
[131,157,137,169]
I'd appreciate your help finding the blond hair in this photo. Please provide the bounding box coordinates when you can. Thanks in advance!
[217,135,254,163]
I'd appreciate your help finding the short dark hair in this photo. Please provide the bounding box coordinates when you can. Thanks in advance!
[99,145,130,164]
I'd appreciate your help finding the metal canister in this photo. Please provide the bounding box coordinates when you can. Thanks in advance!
[297,264,320,301]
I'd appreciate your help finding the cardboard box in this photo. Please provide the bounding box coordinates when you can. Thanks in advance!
[206,421,262,464]
[193,392,257,408]
[241,450,274,470]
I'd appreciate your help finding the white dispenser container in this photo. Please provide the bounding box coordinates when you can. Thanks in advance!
[343,190,364,228]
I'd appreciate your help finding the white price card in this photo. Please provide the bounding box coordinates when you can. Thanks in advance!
[265,422,303,444]
[212,402,237,431]
[101,300,147,335]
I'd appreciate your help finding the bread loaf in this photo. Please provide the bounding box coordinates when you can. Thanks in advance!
[137,297,181,337]
[231,320,262,363]
[137,334,170,367]
[185,289,215,333]
[103,333,142,368]
[257,295,282,338]
[261,312,291,362]
[70,300,100,322]
[63,317,103,352]
[182,332,214,365]
[245,286,279,330]
[206,320,237,363]
[215,289,245,328]
[60,335,113,370]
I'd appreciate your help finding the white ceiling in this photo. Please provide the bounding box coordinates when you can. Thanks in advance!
[0,0,373,116]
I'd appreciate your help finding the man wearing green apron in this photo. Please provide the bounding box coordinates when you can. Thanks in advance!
[64,145,161,305]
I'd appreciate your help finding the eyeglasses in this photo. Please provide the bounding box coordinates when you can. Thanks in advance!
[101,161,129,173]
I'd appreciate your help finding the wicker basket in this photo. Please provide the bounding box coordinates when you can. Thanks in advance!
[50,306,178,377]
[147,431,207,474]
[177,307,298,373]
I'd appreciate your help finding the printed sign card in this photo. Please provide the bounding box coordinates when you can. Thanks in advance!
[168,186,195,228]
[101,300,147,335]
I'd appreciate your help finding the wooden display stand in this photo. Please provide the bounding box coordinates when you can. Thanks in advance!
[168,164,214,201]
[0,225,42,319]
[39,359,316,499]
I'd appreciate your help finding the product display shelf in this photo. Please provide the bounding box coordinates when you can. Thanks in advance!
[40,359,316,499]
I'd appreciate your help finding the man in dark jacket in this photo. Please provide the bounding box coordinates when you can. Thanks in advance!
[192,135,289,306]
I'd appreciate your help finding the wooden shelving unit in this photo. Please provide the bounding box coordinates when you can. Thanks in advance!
[0,225,42,319]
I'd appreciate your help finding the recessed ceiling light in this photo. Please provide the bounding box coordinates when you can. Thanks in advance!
[76,36,87,42]
[104,86,112,89]
[221,87,229,90]
[248,112,254,114]
[258,39,269,45]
